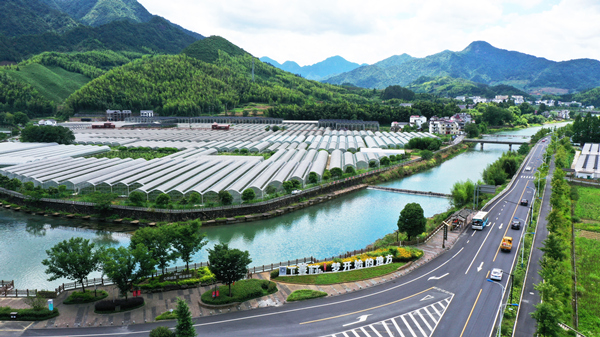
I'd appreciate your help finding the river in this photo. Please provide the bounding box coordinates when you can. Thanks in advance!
[0,123,570,289]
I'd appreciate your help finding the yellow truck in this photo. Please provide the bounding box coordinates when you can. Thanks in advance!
[500,237,513,252]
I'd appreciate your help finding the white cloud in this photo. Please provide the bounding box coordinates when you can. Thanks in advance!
[138,0,600,65]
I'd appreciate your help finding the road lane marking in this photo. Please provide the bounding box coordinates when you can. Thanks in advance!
[417,310,434,331]
[465,223,496,274]
[409,312,428,337]
[493,184,528,262]
[300,288,434,324]
[343,314,372,327]
[392,318,406,337]
[427,273,449,281]
[459,288,482,337]
[486,270,490,278]
[471,231,476,237]
[424,307,438,324]
[499,223,503,229]
[477,262,484,272]
[401,315,418,337]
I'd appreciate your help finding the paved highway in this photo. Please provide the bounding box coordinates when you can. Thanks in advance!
[21,138,550,337]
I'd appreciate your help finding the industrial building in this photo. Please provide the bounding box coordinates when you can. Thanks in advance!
[573,143,600,179]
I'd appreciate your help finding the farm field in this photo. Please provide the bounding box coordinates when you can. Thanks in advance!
[575,234,600,336]
[2,63,90,102]
[574,186,600,221]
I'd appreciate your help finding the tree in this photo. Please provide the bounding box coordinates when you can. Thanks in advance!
[218,190,233,205]
[379,157,390,166]
[175,297,196,337]
[24,294,49,311]
[308,172,319,184]
[207,243,252,297]
[420,150,433,160]
[271,125,280,132]
[241,188,255,202]
[531,302,561,337]
[41,237,101,293]
[330,168,343,178]
[101,244,155,300]
[87,192,117,216]
[322,169,332,180]
[20,125,74,144]
[465,123,479,138]
[13,112,29,125]
[397,203,426,241]
[265,185,277,195]
[172,221,207,270]
[517,143,530,156]
[130,226,177,274]
[282,181,295,194]
[128,191,145,207]
[188,192,201,205]
[155,193,171,208]
[345,166,356,174]
[450,180,476,208]
[540,234,567,261]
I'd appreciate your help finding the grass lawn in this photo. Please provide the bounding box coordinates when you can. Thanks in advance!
[287,289,328,302]
[575,221,600,233]
[3,64,90,102]
[155,310,177,321]
[63,289,108,304]
[575,234,600,336]
[201,279,277,305]
[277,263,404,285]
[574,186,600,221]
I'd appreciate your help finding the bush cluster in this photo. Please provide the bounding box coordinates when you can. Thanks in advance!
[0,307,59,321]
[94,297,144,313]
[64,290,108,304]
[200,279,277,305]
[136,267,215,291]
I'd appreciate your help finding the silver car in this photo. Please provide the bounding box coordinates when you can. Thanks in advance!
[490,268,503,281]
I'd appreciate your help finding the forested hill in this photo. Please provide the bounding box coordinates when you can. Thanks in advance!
[325,41,600,92]
[61,52,371,118]
[182,36,250,64]
[407,76,532,99]
[40,0,153,27]
[0,0,80,37]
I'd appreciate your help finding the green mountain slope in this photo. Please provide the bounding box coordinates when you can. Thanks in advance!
[407,76,531,99]
[373,53,414,69]
[0,16,199,62]
[42,0,153,27]
[0,0,79,37]
[62,51,370,117]
[0,73,55,117]
[325,41,600,92]
[182,36,249,63]
[3,63,91,103]
[573,87,600,107]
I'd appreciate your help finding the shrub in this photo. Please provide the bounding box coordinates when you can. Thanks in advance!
[421,150,433,160]
[128,191,146,207]
[345,166,356,174]
[287,289,328,302]
[155,193,171,208]
[242,188,255,202]
[0,307,59,321]
[149,326,175,337]
[270,269,279,279]
[64,290,108,304]
[94,297,144,313]
[200,279,277,305]
[155,311,178,321]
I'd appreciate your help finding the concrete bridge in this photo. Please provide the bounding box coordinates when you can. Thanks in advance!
[463,137,530,150]
[367,186,451,198]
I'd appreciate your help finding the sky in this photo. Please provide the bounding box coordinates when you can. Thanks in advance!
[138,0,600,66]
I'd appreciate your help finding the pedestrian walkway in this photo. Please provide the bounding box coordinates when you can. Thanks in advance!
[0,221,465,331]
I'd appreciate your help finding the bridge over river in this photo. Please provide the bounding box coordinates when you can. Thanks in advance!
[463,135,530,150]
[367,186,452,198]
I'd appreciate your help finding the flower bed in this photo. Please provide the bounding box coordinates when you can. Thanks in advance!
[200,279,277,305]
[136,267,215,292]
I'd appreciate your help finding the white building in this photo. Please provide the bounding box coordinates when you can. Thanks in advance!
[511,95,524,104]
[573,143,600,179]
[409,115,427,129]
[455,96,466,102]
[140,110,154,117]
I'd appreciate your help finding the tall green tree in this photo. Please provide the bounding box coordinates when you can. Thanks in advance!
[41,237,101,292]
[130,226,177,274]
[241,188,255,202]
[531,302,562,337]
[218,190,233,205]
[101,244,155,300]
[20,125,74,144]
[175,297,196,337]
[207,243,252,297]
[397,203,427,241]
[172,221,207,270]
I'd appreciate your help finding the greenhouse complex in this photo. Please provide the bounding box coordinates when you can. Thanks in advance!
[0,121,438,204]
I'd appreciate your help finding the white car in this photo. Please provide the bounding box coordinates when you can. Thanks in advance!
[490,268,503,281]
[525,166,532,171]
[291,190,301,195]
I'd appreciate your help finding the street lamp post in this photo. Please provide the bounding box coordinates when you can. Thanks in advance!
[487,279,519,337]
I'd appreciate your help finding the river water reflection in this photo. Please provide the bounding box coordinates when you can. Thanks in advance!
[0,123,569,288]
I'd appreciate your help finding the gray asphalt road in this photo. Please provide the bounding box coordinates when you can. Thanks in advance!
[21,139,550,337]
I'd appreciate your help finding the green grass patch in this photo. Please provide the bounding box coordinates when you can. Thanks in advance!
[200,279,277,305]
[287,289,328,302]
[575,222,600,233]
[63,290,108,304]
[575,235,600,336]
[155,310,177,321]
[3,64,90,102]
[278,263,404,285]
[574,186,600,221]
[0,307,59,321]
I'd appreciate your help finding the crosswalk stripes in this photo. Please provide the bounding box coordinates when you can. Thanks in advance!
[324,296,453,337]
[520,175,535,179]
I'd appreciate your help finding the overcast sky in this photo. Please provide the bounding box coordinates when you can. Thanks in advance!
[138,0,600,66]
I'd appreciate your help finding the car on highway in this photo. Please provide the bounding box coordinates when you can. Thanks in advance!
[520,198,528,206]
[490,268,503,281]
[542,139,547,142]
[291,190,301,195]
[525,166,532,171]
[500,237,513,252]
[511,220,521,230]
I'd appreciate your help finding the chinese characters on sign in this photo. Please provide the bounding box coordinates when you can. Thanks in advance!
[283,255,394,276]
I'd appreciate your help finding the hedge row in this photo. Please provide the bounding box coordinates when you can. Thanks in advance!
[200,279,277,305]
[94,297,144,313]
[0,307,59,321]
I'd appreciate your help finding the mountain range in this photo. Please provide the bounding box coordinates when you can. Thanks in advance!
[0,0,202,62]
[259,55,366,81]
[324,41,600,93]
